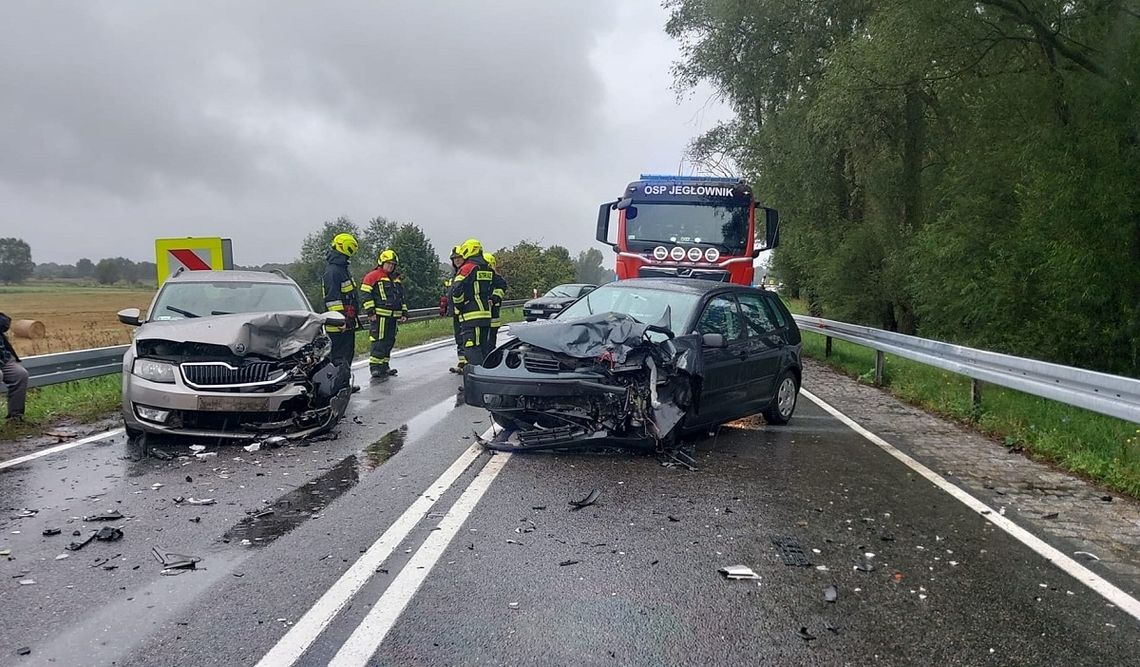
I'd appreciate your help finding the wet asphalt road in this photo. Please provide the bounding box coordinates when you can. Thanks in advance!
[1,341,1138,666]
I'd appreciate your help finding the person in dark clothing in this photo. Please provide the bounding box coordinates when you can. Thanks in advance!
[360,249,408,379]
[483,251,508,352]
[0,313,29,421]
[322,233,362,391]
[441,246,466,374]
[449,238,494,368]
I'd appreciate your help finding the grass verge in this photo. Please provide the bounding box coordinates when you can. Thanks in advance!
[1,309,526,442]
[783,296,1140,498]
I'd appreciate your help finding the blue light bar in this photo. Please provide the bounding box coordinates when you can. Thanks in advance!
[638,174,742,183]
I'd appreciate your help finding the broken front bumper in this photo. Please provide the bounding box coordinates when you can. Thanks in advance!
[122,370,350,440]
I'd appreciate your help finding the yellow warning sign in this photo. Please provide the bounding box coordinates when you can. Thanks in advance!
[155,238,234,285]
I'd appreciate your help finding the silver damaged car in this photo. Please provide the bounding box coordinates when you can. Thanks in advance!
[118,270,351,440]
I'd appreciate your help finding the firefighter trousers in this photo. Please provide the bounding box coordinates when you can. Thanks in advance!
[452,316,464,364]
[459,324,491,366]
[369,316,398,374]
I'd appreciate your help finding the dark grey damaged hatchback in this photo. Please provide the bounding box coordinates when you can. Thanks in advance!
[465,279,802,450]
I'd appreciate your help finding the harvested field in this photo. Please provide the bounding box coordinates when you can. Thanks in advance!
[1,285,155,356]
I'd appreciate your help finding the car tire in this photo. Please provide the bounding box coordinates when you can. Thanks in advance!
[762,371,799,425]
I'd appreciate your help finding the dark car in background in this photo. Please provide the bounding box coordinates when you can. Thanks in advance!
[467,279,802,450]
[523,283,597,321]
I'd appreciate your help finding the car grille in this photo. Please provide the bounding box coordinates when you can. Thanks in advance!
[523,354,561,374]
[182,362,285,388]
[638,266,730,282]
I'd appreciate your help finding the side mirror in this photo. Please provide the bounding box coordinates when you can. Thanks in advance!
[323,311,346,328]
[702,333,726,348]
[118,308,143,327]
[614,197,632,210]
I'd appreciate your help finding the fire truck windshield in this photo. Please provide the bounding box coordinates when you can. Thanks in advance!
[624,203,750,253]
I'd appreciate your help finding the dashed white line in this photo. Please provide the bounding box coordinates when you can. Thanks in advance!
[801,388,1140,623]
[328,450,511,667]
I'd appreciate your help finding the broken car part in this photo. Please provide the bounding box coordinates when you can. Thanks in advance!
[719,565,761,580]
[569,489,601,510]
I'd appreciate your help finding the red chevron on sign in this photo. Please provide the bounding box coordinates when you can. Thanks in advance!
[168,248,212,271]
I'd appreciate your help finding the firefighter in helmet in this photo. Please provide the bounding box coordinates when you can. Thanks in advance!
[449,238,494,368]
[361,248,408,379]
[483,251,507,352]
[441,246,466,373]
[322,232,361,390]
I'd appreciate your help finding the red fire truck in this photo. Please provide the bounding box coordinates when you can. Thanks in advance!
[595,174,779,285]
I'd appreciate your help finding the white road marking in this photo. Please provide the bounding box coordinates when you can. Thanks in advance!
[328,450,511,667]
[801,388,1140,622]
[0,340,455,469]
[0,428,125,470]
[255,435,495,667]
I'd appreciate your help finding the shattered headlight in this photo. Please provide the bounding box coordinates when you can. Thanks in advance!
[133,359,176,383]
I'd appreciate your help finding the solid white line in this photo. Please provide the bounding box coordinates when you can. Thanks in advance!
[0,428,125,470]
[328,450,511,667]
[801,388,1140,622]
[254,441,487,667]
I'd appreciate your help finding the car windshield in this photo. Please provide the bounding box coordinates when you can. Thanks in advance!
[557,284,701,337]
[625,202,750,253]
[543,285,579,298]
[149,281,310,321]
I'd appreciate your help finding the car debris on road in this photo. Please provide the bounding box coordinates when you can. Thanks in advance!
[569,489,601,510]
[719,565,761,580]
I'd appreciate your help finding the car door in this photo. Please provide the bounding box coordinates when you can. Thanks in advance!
[692,294,747,424]
[735,291,785,406]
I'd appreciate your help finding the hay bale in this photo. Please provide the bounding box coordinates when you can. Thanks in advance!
[11,319,46,339]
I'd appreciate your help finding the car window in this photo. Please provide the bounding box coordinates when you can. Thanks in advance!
[737,293,778,336]
[544,285,576,298]
[697,296,743,341]
[578,286,595,297]
[559,285,701,337]
[151,282,310,321]
[763,294,788,328]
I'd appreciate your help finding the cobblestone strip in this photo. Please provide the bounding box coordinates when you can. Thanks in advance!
[802,357,1140,591]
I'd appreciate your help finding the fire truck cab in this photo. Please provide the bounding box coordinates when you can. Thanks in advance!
[596,175,779,285]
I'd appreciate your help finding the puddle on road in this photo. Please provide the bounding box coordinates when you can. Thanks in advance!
[221,396,456,548]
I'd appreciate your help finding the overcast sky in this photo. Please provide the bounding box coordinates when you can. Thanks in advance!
[0,1,732,267]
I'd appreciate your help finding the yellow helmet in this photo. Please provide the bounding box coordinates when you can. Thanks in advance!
[331,233,359,257]
[450,245,462,259]
[457,238,483,259]
[378,248,399,265]
[483,252,496,269]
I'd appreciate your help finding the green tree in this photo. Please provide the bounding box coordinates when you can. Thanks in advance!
[94,257,123,285]
[573,248,612,285]
[494,241,577,299]
[0,238,34,284]
[360,216,398,268]
[75,258,95,278]
[387,223,442,309]
[666,0,1140,375]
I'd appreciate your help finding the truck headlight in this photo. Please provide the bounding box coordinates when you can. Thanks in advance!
[133,359,176,383]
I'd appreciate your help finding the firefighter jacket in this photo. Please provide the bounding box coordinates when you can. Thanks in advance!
[322,249,360,332]
[361,266,408,318]
[449,256,494,326]
[489,271,507,329]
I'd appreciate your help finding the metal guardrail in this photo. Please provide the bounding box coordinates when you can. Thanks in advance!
[12,300,530,390]
[793,315,1140,424]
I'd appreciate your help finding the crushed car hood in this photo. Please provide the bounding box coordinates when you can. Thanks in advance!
[137,311,326,359]
[510,313,658,363]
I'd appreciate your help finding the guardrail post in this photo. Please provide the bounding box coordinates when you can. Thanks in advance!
[874,350,884,386]
[825,336,832,357]
[971,379,983,416]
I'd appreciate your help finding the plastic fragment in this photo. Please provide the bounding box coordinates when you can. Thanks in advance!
[719,565,761,580]
[243,443,261,453]
[95,526,123,542]
[824,585,838,603]
[560,560,580,567]
[187,498,216,506]
[1073,551,1100,561]
[84,510,123,522]
[16,647,31,656]
[799,627,816,641]
[569,489,601,510]
[42,528,61,536]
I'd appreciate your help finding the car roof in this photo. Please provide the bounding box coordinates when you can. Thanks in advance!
[165,270,297,285]
[600,278,760,296]
[553,283,596,288]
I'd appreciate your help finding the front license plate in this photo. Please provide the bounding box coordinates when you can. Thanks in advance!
[197,396,271,412]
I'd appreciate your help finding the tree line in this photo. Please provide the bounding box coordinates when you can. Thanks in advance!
[291,217,614,309]
[666,0,1140,376]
